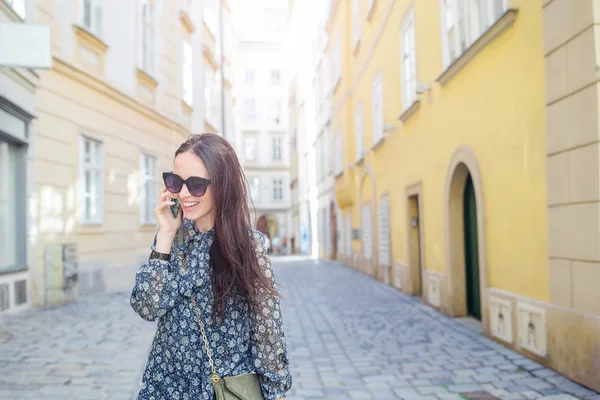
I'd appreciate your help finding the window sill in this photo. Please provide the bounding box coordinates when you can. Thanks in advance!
[78,222,104,235]
[437,8,518,86]
[372,136,385,152]
[353,40,361,57]
[355,155,365,166]
[367,1,377,21]
[136,68,158,105]
[73,24,108,75]
[335,170,344,179]
[180,9,196,33]
[398,100,421,123]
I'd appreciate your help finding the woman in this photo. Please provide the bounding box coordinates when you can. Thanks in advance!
[130,133,292,400]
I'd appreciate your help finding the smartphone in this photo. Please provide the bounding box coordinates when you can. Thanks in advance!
[170,198,181,218]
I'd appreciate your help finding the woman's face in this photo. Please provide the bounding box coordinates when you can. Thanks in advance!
[173,151,215,227]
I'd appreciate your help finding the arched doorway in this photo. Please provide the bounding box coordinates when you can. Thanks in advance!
[256,215,278,251]
[330,202,338,260]
[445,147,488,325]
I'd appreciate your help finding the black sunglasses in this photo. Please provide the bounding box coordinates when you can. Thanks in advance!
[162,172,212,197]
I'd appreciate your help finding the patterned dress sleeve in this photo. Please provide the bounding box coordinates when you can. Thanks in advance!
[249,231,292,400]
[130,230,196,321]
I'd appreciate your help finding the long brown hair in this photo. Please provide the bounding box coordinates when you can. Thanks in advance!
[175,133,277,319]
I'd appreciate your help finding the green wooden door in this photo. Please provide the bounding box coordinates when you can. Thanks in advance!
[463,174,481,320]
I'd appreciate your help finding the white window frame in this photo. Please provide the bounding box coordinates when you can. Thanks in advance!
[371,72,384,145]
[400,8,417,110]
[182,41,193,106]
[273,179,283,201]
[140,0,155,75]
[140,153,157,225]
[80,0,102,37]
[7,0,26,19]
[272,136,282,161]
[248,176,260,202]
[352,0,360,48]
[354,105,364,161]
[245,136,257,161]
[440,0,508,68]
[378,194,391,267]
[80,136,103,224]
[244,98,257,121]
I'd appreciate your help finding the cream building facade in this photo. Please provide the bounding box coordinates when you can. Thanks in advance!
[0,0,40,314]
[19,0,208,310]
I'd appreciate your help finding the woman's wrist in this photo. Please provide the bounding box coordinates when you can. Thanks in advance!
[155,231,176,254]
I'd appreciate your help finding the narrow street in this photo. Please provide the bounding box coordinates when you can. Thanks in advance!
[0,259,598,400]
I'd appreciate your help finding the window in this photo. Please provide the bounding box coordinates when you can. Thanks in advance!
[272,137,282,161]
[140,0,155,74]
[244,98,256,121]
[269,99,281,124]
[270,69,281,85]
[245,136,257,161]
[400,8,417,109]
[371,72,384,144]
[361,203,372,260]
[182,41,193,106]
[273,179,283,201]
[248,177,260,201]
[441,0,507,67]
[81,0,102,37]
[334,131,343,175]
[352,0,360,47]
[378,195,391,266]
[0,140,24,272]
[80,136,103,224]
[264,8,285,33]
[354,105,364,161]
[6,0,26,19]
[140,153,157,225]
[245,69,255,84]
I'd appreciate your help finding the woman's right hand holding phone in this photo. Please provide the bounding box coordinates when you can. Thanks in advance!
[154,187,182,253]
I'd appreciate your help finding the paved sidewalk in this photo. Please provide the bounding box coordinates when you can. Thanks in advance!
[0,259,598,400]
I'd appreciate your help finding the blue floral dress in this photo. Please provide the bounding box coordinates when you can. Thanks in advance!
[130,219,292,400]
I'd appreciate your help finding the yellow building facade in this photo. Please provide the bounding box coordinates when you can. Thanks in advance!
[29,0,200,307]
[331,0,600,391]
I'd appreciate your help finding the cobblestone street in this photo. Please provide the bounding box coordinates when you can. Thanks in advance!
[1,259,599,400]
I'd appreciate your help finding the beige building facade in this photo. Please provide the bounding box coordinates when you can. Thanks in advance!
[22,0,207,309]
[0,0,39,314]
[542,0,600,391]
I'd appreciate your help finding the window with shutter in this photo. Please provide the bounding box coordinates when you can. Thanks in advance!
[362,203,372,260]
[378,195,391,266]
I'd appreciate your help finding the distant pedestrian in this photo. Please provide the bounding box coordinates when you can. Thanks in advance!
[130,133,292,400]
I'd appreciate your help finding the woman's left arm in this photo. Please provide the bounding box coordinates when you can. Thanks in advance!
[249,232,292,400]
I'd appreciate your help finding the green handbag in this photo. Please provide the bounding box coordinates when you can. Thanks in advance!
[191,296,265,400]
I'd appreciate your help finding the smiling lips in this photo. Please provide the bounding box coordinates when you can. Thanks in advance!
[183,201,200,209]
